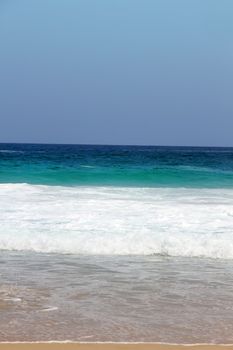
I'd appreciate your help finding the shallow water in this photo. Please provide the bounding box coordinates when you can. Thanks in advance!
[1,252,233,343]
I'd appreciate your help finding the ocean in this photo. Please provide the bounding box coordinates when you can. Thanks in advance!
[1,143,233,343]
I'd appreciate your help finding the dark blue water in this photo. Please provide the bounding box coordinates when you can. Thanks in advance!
[1,143,233,187]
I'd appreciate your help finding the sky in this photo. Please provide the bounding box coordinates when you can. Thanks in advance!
[0,0,233,146]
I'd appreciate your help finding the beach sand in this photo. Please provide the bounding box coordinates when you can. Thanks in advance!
[0,344,233,350]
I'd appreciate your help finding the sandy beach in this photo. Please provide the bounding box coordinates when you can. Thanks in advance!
[1,344,233,350]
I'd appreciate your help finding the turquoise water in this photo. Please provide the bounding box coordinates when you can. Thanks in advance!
[1,143,233,187]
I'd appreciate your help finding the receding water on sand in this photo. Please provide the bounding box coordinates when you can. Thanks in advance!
[1,251,233,343]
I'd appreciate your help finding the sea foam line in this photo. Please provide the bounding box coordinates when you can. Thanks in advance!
[0,184,233,259]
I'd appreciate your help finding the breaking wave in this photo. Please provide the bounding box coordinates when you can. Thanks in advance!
[0,184,233,259]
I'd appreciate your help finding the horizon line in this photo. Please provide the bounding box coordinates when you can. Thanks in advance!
[0,141,233,149]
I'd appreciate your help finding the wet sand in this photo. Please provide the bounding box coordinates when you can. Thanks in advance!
[0,343,233,350]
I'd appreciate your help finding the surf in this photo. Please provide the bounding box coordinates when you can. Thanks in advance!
[0,183,233,259]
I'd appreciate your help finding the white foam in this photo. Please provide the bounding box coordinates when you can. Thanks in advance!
[0,150,24,153]
[0,184,233,259]
[38,306,58,312]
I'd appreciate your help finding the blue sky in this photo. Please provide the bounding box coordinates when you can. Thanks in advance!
[0,0,233,146]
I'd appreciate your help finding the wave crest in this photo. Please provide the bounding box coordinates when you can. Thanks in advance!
[0,184,233,259]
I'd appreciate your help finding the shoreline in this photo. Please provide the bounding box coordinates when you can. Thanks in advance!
[1,343,233,350]
[1,342,233,345]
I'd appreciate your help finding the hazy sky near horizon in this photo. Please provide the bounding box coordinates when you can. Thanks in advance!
[0,0,233,146]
